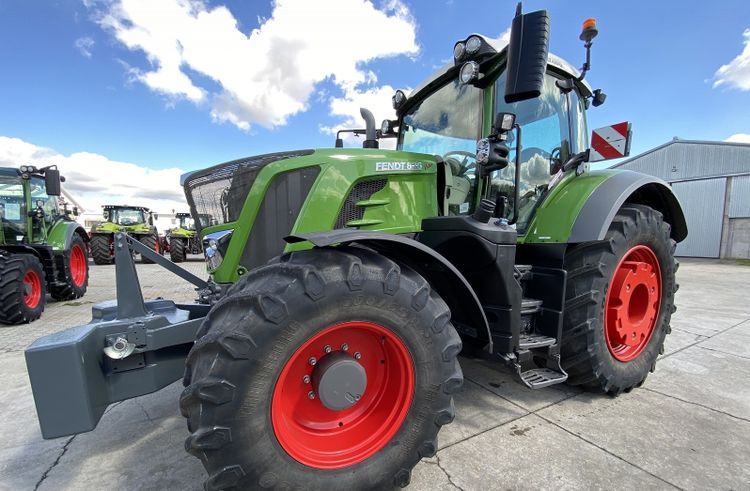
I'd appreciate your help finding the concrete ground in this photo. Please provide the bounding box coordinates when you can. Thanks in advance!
[1,257,748,490]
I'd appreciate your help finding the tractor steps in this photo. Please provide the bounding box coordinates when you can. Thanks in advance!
[518,333,556,349]
[519,368,568,389]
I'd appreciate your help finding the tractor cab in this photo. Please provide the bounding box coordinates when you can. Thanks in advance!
[175,212,195,231]
[397,37,595,233]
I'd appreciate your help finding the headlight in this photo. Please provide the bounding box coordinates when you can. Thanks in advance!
[392,89,406,110]
[465,36,482,54]
[453,42,465,61]
[20,165,28,173]
[203,229,233,272]
[459,61,480,84]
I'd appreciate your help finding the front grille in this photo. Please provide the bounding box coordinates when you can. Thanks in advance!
[184,150,313,231]
[334,179,387,228]
[239,166,321,270]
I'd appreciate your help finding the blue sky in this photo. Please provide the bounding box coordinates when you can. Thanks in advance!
[0,0,748,211]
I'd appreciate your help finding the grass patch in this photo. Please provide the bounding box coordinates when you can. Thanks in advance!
[736,259,750,266]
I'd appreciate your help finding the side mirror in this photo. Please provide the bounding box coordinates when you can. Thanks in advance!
[153,213,159,220]
[504,6,550,104]
[45,168,61,196]
[73,206,79,217]
[588,122,632,162]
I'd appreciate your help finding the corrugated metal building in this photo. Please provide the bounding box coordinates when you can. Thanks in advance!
[613,139,750,258]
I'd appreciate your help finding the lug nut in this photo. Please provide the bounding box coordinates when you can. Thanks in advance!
[341,343,349,351]
[323,345,332,354]
[354,352,361,360]
[308,357,317,366]
[302,375,311,384]
[308,391,316,400]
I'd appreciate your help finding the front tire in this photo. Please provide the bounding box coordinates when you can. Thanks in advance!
[180,247,463,490]
[561,204,678,394]
[138,233,159,264]
[51,234,89,300]
[0,254,47,324]
[90,234,112,265]
[169,237,186,263]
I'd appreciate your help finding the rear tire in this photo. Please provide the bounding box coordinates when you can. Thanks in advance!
[180,246,463,490]
[138,234,159,264]
[51,234,89,300]
[90,234,112,265]
[169,237,186,263]
[0,254,46,324]
[561,204,677,395]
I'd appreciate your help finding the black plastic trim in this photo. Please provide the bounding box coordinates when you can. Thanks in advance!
[286,230,492,351]
[569,170,688,243]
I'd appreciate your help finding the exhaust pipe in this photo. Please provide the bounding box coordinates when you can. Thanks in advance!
[360,108,379,149]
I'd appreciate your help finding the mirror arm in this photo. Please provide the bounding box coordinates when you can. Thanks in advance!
[510,123,522,225]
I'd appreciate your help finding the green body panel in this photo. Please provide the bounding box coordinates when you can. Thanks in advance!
[45,221,82,251]
[519,169,617,244]
[93,221,152,235]
[169,227,196,239]
[203,148,438,283]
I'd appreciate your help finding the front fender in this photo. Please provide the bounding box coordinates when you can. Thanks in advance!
[286,230,492,351]
[522,170,687,244]
[47,220,89,252]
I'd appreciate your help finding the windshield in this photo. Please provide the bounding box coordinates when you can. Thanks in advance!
[491,70,572,231]
[399,79,482,215]
[178,216,195,230]
[0,175,26,241]
[111,208,145,226]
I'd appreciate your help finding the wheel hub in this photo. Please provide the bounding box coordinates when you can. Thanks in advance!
[312,352,367,411]
[605,245,662,362]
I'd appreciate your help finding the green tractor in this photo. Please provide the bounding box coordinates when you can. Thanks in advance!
[89,205,160,264]
[26,7,687,490]
[168,212,202,262]
[0,165,89,324]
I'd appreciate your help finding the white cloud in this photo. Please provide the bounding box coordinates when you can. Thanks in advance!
[713,28,750,91]
[90,0,418,130]
[725,133,750,143]
[74,36,95,58]
[0,136,188,214]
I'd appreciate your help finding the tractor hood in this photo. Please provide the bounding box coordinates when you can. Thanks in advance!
[183,148,439,282]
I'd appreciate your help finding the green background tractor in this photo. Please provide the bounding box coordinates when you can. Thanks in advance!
[0,165,89,324]
[167,212,202,262]
[27,7,687,490]
[89,205,160,264]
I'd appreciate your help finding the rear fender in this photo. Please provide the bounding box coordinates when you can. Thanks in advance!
[569,171,687,243]
[286,230,492,351]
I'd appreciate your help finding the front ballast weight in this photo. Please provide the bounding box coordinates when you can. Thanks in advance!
[25,232,216,439]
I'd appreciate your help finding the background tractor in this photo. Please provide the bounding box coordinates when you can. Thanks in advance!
[26,6,687,490]
[0,165,89,324]
[167,212,202,262]
[89,205,160,264]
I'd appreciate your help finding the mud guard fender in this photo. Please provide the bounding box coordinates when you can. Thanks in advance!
[286,230,492,352]
[569,170,688,243]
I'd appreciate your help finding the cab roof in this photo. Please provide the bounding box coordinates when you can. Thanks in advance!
[408,35,592,104]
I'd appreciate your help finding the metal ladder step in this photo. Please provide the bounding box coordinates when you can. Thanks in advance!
[519,368,568,389]
[518,333,556,349]
[521,298,543,315]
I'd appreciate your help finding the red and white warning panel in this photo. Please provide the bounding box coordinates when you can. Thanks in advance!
[589,122,632,162]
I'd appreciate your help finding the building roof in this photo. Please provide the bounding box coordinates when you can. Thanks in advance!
[612,138,750,182]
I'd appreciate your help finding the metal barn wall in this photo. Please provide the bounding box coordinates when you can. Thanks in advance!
[729,175,750,218]
[671,178,726,257]
[616,141,750,182]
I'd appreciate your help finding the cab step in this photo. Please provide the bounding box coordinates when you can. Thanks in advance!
[518,333,556,349]
[521,297,543,315]
[519,368,568,389]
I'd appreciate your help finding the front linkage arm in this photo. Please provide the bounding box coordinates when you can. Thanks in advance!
[25,233,213,439]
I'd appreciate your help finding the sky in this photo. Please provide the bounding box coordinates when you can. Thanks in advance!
[0,0,748,213]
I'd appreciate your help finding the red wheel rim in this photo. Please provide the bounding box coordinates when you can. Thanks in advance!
[605,245,662,362]
[70,244,87,287]
[271,321,415,469]
[23,269,42,308]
